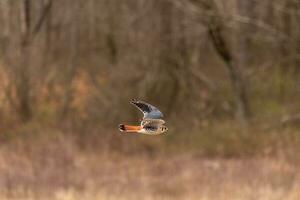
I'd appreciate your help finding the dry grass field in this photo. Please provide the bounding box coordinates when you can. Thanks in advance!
[0,126,299,200]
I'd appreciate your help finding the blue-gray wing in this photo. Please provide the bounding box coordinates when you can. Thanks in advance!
[130,99,164,120]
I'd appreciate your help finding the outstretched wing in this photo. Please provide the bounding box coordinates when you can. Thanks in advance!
[130,99,164,120]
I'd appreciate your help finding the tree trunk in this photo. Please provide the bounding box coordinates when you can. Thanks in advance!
[16,0,32,122]
[234,0,253,119]
[207,14,250,126]
[59,2,79,120]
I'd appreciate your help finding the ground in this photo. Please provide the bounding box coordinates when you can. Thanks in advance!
[0,131,299,200]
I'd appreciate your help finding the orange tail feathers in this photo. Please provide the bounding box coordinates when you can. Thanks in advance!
[119,124,142,133]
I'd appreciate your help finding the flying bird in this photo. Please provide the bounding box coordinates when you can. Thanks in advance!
[119,99,168,135]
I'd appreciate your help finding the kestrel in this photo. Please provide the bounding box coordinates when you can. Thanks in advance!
[119,99,168,135]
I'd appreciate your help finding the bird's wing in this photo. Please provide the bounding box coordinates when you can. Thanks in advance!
[130,99,164,119]
[141,119,165,127]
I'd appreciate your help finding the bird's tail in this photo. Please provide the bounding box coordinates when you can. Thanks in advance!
[119,124,142,133]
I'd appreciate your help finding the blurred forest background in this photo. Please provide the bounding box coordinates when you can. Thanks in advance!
[0,0,300,199]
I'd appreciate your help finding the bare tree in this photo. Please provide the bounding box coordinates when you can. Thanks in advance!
[1,0,53,122]
[59,1,79,119]
[178,0,251,125]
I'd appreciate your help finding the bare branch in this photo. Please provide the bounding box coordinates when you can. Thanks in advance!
[230,14,288,41]
[31,0,53,37]
[190,68,216,91]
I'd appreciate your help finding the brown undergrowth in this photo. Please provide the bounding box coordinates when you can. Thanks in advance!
[0,123,299,200]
